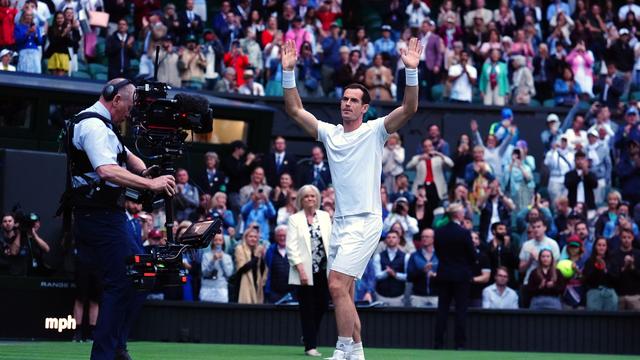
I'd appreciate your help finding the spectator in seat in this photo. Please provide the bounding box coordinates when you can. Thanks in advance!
[470,118,514,180]
[276,190,297,226]
[238,68,264,96]
[241,190,276,241]
[240,29,263,78]
[0,48,15,71]
[286,184,331,357]
[214,67,237,93]
[1,213,21,275]
[45,11,77,77]
[503,147,535,211]
[389,174,415,205]
[464,0,492,29]
[321,22,348,94]
[178,35,207,90]
[383,198,420,251]
[533,43,556,103]
[224,40,250,87]
[469,231,491,307]
[265,225,294,303]
[478,180,515,243]
[608,228,640,310]
[382,133,405,194]
[239,167,272,207]
[209,192,236,238]
[155,35,181,88]
[264,136,297,188]
[465,145,495,208]
[295,41,323,97]
[374,25,397,58]
[285,15,312,53]
[189,193,212,223]
[406,138,453,228]
[585,129,612,206]
[526,248,566,310]
[519,218,561,286]
[486,223,519,287]
[405,0,430,30]
[479,49,509,106]
[450,134,473,186]
[510,55,535,105]
[14,11,42,73]
[593,61,626,111]
[297,146,331,192]
[373,230,409,306]
[196,151,227,196]
[408,228,439,308]
[554,66,582,107]
[583,237,618,311]
[0,0,18,50]
[482,266,519,309]
[335,49,366,89]
[544,135,574,203]
[105,18,137,80]
[365,53,394,101]
[222,140,255,210]
[595,191,622,239]
[174,168,200,222]
[564,151,597,211]
[161,3,180,41]
[607,28,634,88]
[427,124,450,157]
[177,0,202,44]
[200,233,234,303]
[235,227,267,304]
[448,50,477,103]
[420,19,444,100]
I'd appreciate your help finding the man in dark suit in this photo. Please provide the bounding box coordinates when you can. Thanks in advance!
[105,19,138,80]
[433,203,476,350]
[297,145,332,191]
[195,151,227,196]
[177,0,203,44]
[263,136,297,188]
[593,62,626,110]
[564,150,598,210]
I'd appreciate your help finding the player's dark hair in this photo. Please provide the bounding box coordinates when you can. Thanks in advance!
[344,83,371,105]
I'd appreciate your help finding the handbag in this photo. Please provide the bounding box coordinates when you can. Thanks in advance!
[84,32,97,59]
[88,11,110,28]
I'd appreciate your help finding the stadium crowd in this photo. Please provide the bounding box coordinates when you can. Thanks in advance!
[2,0,640,337]
[0,0,639,105]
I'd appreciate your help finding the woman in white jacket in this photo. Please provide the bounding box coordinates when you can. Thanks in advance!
[286,185,331,357]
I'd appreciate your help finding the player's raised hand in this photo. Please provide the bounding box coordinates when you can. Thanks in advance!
[281,39,298,71]
[400,37,422,69]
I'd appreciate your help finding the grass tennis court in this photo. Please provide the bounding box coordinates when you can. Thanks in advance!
[0,342,636,360]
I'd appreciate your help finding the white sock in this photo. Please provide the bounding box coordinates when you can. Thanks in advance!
[351,342,364,353]
[336,336,353,352]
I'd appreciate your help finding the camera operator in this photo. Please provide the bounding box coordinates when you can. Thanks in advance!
[1,213,21,275]
[22,214,51,276]
[65,78,176,360]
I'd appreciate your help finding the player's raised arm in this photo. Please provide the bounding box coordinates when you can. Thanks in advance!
[384,37,422,134]
[282,39,320,139]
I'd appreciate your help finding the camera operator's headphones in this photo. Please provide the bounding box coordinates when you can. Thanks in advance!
[102,79,132,102]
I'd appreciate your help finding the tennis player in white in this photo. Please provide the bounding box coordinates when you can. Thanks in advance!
[282,37,422,360]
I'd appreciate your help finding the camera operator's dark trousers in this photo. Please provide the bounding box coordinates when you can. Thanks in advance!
[434,280,470,349]
[296,272,329,351]
[75,209,137,360]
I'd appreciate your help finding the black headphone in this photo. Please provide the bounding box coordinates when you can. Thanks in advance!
[102,79,131,101]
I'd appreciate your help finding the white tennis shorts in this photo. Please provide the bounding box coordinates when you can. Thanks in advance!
[328,213,383,279]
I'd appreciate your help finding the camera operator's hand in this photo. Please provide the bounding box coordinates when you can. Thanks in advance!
[149,175,177,196]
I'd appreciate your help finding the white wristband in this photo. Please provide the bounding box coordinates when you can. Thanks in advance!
[405,68,418,87]
[282,70,296,89]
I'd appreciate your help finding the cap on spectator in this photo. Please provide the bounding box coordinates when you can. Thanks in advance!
[395,196,409,204]
[501,36,512,43]
[516,140,528,149]
[567,235,583,248]
[293,15,303,22]
[161,34,173,42]
[381,24,392,32]
[626,107,639,116]
[427,19,435,26]
[546,113,560,123]
[446,16,455,23]
[148,229,163,239]
[185,34,197,43]
[620,28,630,36]
[339,45,350,53]
[501,107,513,119]
[0,49,13,58]
[203,28,214,35]
[231,39,241,47]
[149,10,163,18]
[588,128,599,137]
[243,69,255,78]
[330,21,340,28]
